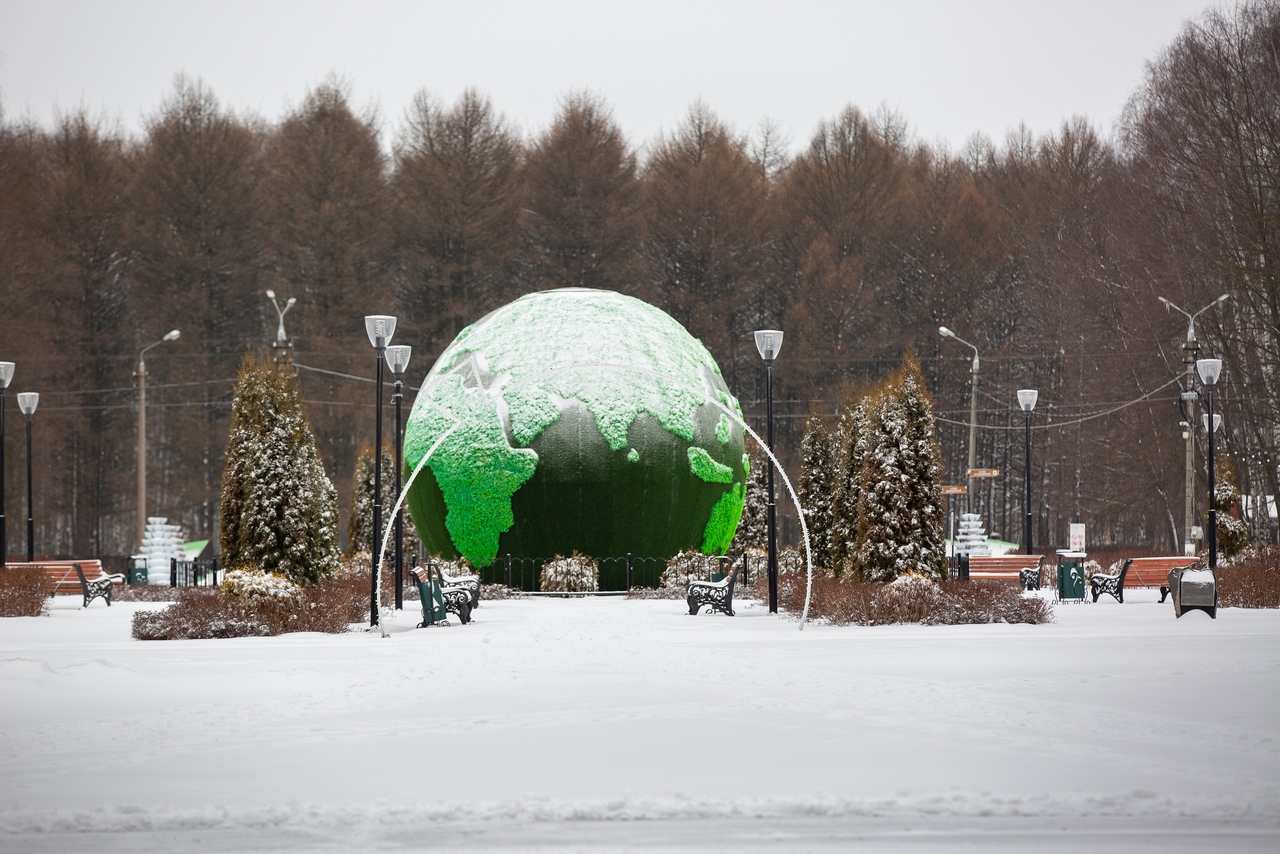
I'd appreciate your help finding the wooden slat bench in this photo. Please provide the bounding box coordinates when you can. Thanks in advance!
[5,560,124,607]
[1090,556,1200,603]
[965,554,1045,590]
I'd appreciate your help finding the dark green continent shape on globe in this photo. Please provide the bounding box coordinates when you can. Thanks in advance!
[402,289,748,572]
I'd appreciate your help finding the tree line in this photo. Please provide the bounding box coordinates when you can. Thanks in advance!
[1,1,1277,563]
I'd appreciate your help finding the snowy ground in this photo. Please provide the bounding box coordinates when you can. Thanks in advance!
[1,588,1278,853]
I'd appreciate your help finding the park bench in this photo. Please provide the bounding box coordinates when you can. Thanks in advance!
[687,563,739,616]
[437,566,481,610]
[410,564,472,625]
[5,560,123,608]
[965,554,1045,590]
[1090,556,1199,603]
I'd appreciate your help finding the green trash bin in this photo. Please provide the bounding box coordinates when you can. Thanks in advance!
[414,576,449,626]
[127,558,148,585]
[1057,551,1087,601]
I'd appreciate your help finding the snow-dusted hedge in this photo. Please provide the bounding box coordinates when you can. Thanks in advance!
[132,576,367,640]
[761,564,1052,626]
[660,550,730,589]
[0,566,50,617]
[539,554,599,594]
[220,568,301,600]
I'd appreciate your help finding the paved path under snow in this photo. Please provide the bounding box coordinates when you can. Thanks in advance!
[0,590,1277,851]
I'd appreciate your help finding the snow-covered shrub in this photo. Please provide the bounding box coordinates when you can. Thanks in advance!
[871,572,945,624]
[0,566,50,617]
[220,567,301,600]
[132,576,366,640]
[539,553,599,594]
[660,551,727,589]
[220,352,340,586]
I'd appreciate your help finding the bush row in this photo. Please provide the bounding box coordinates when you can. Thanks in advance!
[760,568,1053,626]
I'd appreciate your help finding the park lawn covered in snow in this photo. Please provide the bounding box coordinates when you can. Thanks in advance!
[0,588,1277,852]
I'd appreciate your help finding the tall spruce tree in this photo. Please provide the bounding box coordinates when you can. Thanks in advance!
[855,355,946,581]
[220,353,340,584]
[349,443,422,561]
[828,385,868,577]
[730,444,769,555]
[797,411,835,570]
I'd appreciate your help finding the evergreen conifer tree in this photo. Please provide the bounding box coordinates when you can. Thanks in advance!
[855,354,946,581]
[349,443,422,561]
[797,410,835,570]
[220,353,340,584]
[1213,459,1250,560]
[730,444,768,555]
[828,385,868,577]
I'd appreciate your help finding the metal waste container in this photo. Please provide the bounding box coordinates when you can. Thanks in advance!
[127,556,148,585]
[1057,551,1087,601]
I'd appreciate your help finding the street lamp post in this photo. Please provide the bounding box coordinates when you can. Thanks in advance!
[1017,389,1038,555]
[754,329,783,614]
[365,315,397,627]
[0,361,13,566]
[1197,359,1222,568]
[385,344,412,611]
[17,393,38,562]
[1159,294,1229,554]
[137,330,180,549]
[266,289,297,364]
[939,327,980,512]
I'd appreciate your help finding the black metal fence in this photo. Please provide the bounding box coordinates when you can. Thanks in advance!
[475,552,752,593]
[170,558,222,587]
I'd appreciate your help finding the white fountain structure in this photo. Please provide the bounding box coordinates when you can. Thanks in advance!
[136,517,187,585]
[954,512,991,557]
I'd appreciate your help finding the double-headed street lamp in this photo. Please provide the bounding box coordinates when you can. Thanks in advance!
[17,392,38,562]
[365,314,397,627]
[266,289,297,363]
[1196,358,1223,568]
[137,330,180,549]
[0,361,13,566]
[754,329,783,615]
[385,344,412,611]
[939,326,980,511]
[1017,389,1038,555]
[1159,294,1229,554]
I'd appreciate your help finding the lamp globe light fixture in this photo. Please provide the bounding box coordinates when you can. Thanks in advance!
[1017,389,1038,556]
[0,361,13,566]
[266,289,298,361]
[939,326,981,512]
[384,344,412,611]
[1159,294,1229,555]
[136,330,179,549]
[1196,358,1222,568]
[17,392,38,562]
[364,315,397,627]
[753,329,783,614]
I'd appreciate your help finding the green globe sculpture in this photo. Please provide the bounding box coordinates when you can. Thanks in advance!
[402,289,748,575]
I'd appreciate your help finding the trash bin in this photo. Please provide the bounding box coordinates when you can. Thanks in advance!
[1057,551,1087,601]
[127,556,148,585]
[414,576,449,626]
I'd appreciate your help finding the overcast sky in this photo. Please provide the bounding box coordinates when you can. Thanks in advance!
[0,0,1214,155]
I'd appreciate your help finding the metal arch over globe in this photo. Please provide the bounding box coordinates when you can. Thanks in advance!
[402,288,749,569]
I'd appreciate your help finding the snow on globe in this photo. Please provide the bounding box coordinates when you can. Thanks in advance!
[402,288,748,585]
